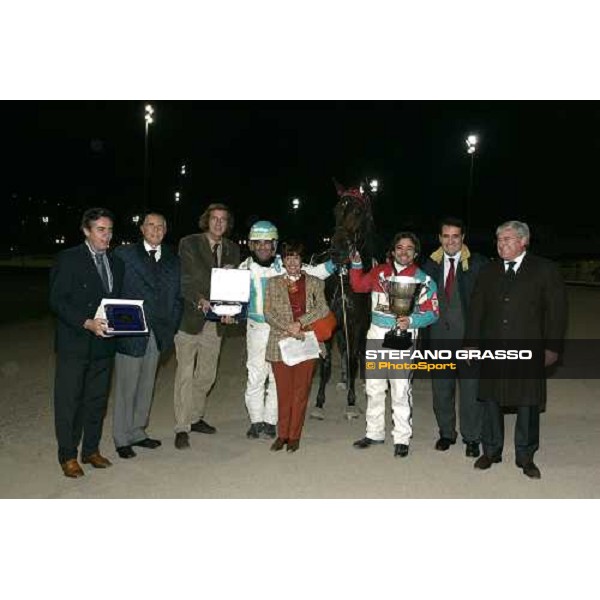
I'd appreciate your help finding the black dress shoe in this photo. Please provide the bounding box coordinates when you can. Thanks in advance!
[394,444,409,457]
[474,455,502,470]
[465,441,481,458]
[131,438,161,449]
[246,422,263,439]
[175,432,190,449]
[261,422,277,439]
[191,419,216,434]
[435,437,456,451]
[517,461,541,479]
[353,437,384,449]
[117,445,136,459]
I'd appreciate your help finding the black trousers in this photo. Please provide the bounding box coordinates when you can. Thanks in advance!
[54,355,113,464]
[431,359,482,443]
[481,398,540,465]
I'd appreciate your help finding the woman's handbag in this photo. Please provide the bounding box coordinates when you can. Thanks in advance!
[306,311,337,342]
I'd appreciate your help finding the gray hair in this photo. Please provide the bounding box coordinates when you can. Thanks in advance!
[496,220,530,241]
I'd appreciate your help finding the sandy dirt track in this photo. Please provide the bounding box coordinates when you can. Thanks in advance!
[1,286,599,499]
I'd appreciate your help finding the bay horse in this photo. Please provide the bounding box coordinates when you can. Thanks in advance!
[309,181,376,420]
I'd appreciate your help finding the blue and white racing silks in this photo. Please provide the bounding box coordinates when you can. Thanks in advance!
[238,255,336,323]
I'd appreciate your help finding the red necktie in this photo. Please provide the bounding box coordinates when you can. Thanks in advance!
[445,257,455,300]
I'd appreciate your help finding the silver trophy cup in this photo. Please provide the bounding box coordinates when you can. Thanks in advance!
[382,276,423,350]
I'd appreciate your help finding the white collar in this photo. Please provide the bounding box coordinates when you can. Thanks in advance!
[85,241,105,257]
[143,240,161,254]
[505,251,526,271]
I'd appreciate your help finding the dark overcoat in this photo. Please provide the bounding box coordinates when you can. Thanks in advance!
[113,242,183,357]
[464,253,568,408]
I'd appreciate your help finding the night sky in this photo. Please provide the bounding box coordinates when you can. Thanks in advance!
[4,101,600,256]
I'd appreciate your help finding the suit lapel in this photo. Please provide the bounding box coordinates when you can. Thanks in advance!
[517,253,531,278]
[133,242,158,287]
[200,234,213,265]
[305,275,314,308]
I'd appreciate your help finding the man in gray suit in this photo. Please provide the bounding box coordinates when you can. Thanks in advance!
[112,212,182,459]
[173,203,241,449]
[422,217,488,458]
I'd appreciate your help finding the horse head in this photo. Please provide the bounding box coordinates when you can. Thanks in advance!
[330,180,375,267]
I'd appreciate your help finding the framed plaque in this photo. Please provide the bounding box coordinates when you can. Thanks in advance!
[95,299,148,336]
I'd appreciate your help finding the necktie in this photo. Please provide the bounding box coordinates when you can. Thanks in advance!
[506,261,517,279]
[212,243,220,267]
[95,253,110,293]
[444,257,455,300]
[148,249,158,272]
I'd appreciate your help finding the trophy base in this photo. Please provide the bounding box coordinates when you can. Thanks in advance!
[382,329,414,351]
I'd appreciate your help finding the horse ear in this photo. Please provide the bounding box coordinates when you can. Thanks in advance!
[332,178,345,197]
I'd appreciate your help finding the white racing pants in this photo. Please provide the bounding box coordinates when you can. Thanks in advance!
[364,323,416,445]
[244,320,277,425]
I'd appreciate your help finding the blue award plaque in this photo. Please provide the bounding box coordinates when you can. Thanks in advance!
[104,303,147,335]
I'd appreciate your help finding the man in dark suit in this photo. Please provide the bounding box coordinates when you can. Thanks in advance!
[112,211,182,459]
[422,217,488,458]
[49,207,124,478]
[465,220,567,479]
[173,203,241,449]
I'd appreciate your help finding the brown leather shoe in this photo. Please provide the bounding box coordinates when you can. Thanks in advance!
[81,452,112,469]
[61,459,84,478]
[286,440,300,453]
[270,438,287,452]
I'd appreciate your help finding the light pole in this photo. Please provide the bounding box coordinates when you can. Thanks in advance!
[465,134,478,227]
[144,104,155,210]
[173,162,186,238]
[174,190,180,234]
[289,198,301,239]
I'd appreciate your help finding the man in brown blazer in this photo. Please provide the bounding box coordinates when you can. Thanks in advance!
[173,203,240,449]
[464,220,567,479]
